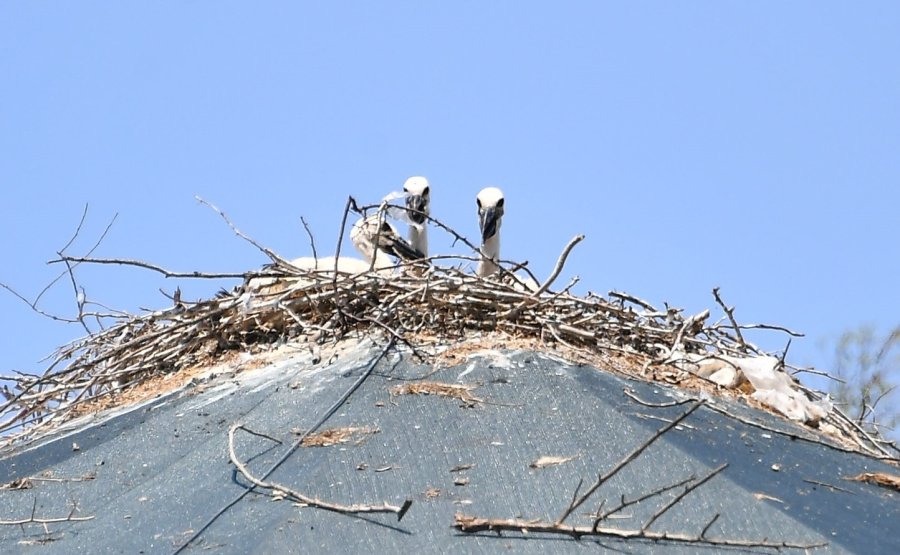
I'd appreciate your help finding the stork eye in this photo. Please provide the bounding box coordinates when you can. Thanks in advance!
[403,187,409,193]
[496,198,505,208]
[476,198,482,208]
[423,186,430,196]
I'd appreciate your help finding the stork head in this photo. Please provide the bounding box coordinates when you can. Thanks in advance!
[476,187,505,244]
[402,176,430,225]
[351,215,425,262]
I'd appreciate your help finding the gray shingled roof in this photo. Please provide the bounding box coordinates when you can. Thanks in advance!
[0,339,897,554]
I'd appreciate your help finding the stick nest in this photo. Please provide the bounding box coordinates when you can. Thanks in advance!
[1,209,894,462]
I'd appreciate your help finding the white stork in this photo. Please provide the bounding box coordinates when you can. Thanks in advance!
[244,214,423,300]
[475,187,539,292]
[402,176,430,257]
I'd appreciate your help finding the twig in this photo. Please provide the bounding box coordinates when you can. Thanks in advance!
[49,257,246,279]
[532,234,584,298]
[592,474,695,526]
[236,426,283,445]
[0,498,94,526]
[196,196,293,268]
[608,291,658,312]
[712,287,746,351]
[555,400,704,524]
[641,463,728,532]
[228,424,410,518]
[33,210,119,310]
[802,479,855,494]
[737,323,805,337]
[700,513,720,539]
[300,216,318,262]
[454,514,826,549]
[622,389,695,409]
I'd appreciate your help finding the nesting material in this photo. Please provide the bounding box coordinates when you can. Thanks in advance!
[0,255,879,459]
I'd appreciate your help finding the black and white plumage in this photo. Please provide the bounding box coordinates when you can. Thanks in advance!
[349,213,423,268]
[476,187,505,278]
[243,214,423,301]
[402,176,430,257]
[475,187,538,291]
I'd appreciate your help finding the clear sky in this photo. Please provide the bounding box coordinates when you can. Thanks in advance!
[1,3,898,396]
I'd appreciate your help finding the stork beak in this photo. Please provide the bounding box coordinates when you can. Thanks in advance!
[385,236,426,261]
[405,194,428,225]
[480,207,500,243]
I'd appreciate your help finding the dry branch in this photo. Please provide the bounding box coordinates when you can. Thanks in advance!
[531,234,585,297]
[456,404,823,550]
[556,400,704,524]
[453,513,826,550]
[712,287,746,351]
[228,424,411,520]
[49,257,246,280]
[0,498,94,526]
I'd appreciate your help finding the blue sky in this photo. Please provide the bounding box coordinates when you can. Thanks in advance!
[1,2,898,396]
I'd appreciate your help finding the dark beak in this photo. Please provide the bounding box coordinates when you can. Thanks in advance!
[385,236,426,261]
[405,195,427,225]
[480,207,500,243]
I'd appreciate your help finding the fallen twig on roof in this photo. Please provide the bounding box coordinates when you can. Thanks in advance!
[229,424,411,519]
[453,513,827,550]
[0,498,94,527]
[455,400,827,550]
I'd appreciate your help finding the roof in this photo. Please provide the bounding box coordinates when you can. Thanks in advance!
[1,338,897,554]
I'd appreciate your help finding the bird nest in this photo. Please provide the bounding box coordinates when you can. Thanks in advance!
[1,200,896,462]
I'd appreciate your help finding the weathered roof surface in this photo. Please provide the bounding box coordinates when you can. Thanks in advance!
[0,339,897,554]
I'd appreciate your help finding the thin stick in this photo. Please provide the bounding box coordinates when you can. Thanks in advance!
[712,287,746,351]
[49,257,247,279]
[454,514,826,549]
[300,216,318,262]
[555,400,704,524]
[531,235,584,298]
[700,513,720,539]
[593,474,695,525]
[228,424,409,518]
[196,196,293,268]
[641,463,728,532]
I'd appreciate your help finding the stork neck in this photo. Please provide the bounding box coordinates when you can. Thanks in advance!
[409,224,428,257]
[477,234,500,277]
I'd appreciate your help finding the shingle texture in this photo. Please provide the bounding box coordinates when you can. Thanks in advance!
[1,340,897,554]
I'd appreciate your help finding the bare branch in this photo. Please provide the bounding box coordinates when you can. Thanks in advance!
[700,513,720,539]
[196,196,293,268]
[641,463,728,532]
[532,234,584,297]
[454,514,826,549]
[0,498,94,526]
[592,473,695,525]
[229,424,411,519]
[608,291,659,312]
[33,210,118,309]
[555,400,704,524]
[49,257,247,279]
[301,216,318,262]
[712,287,746,351]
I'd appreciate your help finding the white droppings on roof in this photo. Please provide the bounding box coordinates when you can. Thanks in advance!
[463,350,515,370]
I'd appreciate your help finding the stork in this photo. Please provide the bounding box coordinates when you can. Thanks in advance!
[349,213,423,270]
[402,176,430,257]
[475,187,539,291]
[476,187,504,278]
[244,214,423,300]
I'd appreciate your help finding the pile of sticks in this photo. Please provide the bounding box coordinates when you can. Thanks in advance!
[0,199,893,461]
